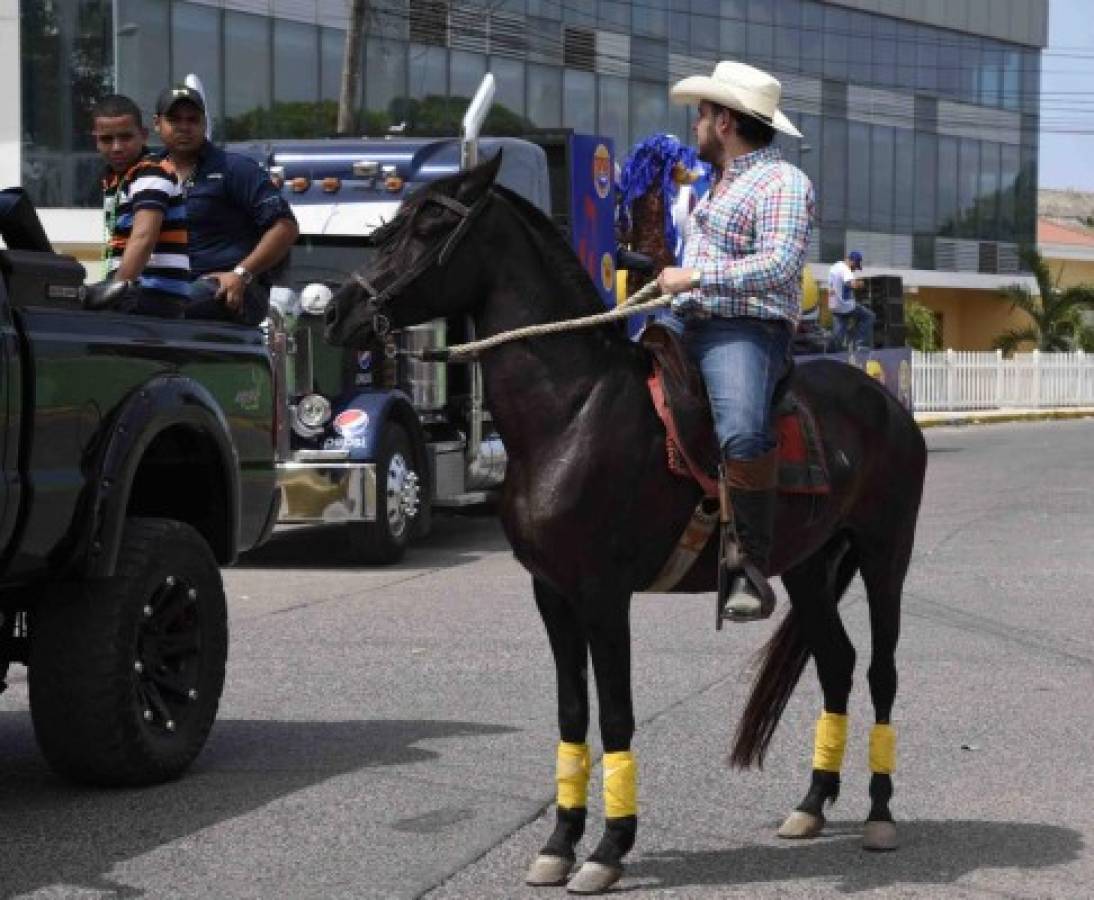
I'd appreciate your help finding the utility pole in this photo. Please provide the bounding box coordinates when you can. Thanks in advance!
[337,0,368,135]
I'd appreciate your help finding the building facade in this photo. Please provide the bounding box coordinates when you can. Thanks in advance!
[3,0,1049,346]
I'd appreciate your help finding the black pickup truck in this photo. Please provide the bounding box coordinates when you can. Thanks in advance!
[0,189,278,785]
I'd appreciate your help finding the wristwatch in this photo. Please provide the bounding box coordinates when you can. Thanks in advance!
[232,264,254,286]
[690,269,701,290]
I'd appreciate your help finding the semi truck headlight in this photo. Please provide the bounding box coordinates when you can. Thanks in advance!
[300,282,334,316]
[295,393,332,431]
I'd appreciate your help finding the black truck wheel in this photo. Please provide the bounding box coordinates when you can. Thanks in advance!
[348,424,423,564]
[29,517,227,786]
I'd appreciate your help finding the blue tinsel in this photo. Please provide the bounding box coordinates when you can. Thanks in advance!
[617,134,709,259]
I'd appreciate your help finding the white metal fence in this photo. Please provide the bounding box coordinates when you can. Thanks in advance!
[912,350,1094,411]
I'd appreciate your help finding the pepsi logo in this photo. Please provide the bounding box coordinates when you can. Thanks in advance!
[333,409,370,436]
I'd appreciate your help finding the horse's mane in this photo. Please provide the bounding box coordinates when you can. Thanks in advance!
[489,183,611,318]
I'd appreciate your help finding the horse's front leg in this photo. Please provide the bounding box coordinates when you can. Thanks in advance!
[568,591,636,895]
[526,579,592,887]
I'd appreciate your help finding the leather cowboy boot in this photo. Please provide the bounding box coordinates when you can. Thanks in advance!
[716,449,778,624]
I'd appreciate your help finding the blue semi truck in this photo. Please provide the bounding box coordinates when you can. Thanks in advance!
[230,77,620,562]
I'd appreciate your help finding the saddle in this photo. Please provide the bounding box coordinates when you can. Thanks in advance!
[641,324,829,498]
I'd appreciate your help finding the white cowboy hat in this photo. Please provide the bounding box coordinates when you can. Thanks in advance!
[670,61,802,138]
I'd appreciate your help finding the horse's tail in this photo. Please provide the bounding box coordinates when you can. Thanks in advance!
[729,608,810,769]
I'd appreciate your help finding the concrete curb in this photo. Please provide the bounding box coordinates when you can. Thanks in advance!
[915,408,1094,428]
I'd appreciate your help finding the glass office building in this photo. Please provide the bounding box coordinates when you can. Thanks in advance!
[16,0,1046,285]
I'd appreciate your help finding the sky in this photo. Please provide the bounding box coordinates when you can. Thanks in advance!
[1038,0,1094,190]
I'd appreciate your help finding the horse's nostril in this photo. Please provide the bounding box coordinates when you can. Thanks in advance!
[325,302,339,327]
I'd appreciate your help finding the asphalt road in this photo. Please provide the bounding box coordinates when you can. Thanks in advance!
[1,419,1092,899]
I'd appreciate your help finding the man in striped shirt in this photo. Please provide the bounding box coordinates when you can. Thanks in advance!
[657,62,816,622]
[93,94,189,317]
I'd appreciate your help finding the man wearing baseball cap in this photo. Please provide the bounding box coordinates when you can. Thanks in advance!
[154,83,298,325]
[828,249,874,351]
[656,61,815,623]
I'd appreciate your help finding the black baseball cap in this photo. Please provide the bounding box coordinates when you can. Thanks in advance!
[155,85,206,116]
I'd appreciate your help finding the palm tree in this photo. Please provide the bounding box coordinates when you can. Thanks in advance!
[994,248,1094,354]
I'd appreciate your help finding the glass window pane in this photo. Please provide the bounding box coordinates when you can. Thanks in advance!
[599,1,629,30]
[564,69,595,134]
[848,122,870,228]
[799,113,821,199]
[632,2,667,38]
[321,28,347,104]
[959,35,979,104]
[490,56,526,118]
[999,143,1020,241]
[823,7,848,81]
[1002,48,1021,112]
[914,131,937,233]
[692,0,719,54]
[821,116,847,225]
[980,42,1002,108]
[978,141,1000,240]
[365,38,406,133]
[937,135,958,235]
[527,64,562,128]
[870,125,894,232]
[748,0,772,23]
[450,50,487,100]
[721,0,748,57]
[937,30,959,98]
[1021,49,1040,114]
[847,12,872,85]
[116,0,169,133]
[632,37,667,82]
[896,22,917,91]
[23,0,114,208]
[775,0,802,73]
[172,3,222,130]
[408,44,447,99]
[528,0,561,19]
[272,20,319,135]
[871,17,896,89]
[598,75,629,162]
[894,128,914,233]
[916,25,938,94]
[800,1,824,77]
[224,12,271,138]
[630,80,667,148]
[957,137,979,238]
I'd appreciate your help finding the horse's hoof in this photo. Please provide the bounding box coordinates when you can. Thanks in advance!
[777,810,825,839]
[525,853,574,886]
[567,860,622,894]
[863,819,898,852]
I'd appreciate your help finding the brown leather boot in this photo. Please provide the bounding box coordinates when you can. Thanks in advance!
[716,450,778,625]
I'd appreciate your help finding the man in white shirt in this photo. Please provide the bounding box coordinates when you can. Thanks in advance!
[827,250,874,350]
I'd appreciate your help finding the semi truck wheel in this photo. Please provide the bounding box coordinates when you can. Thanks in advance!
[348,424,422,564]
[29,517,227,786]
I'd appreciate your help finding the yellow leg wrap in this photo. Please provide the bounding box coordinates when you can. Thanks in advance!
[812,711,849,773]
[603,750,637,818]
[869,724,896,775]
[556,741,592,810]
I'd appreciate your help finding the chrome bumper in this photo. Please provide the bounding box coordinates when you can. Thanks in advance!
[277,459,377,523]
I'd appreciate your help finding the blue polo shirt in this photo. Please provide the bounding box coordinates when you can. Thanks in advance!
[166,142,295,280]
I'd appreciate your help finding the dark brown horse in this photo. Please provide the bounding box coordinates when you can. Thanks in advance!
[325,155,926,894]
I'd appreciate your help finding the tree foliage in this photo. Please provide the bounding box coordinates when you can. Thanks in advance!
[994,248,1094,354]
[904,300,940,351]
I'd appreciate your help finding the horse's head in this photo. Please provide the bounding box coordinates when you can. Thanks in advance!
[325,152,503,348]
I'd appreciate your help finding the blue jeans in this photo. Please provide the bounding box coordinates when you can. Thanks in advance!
[831,303,876,350]
[663,314,792,461]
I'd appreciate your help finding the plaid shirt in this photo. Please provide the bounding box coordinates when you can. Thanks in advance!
[679,147,814,326]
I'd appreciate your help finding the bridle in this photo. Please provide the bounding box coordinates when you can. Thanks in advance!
[348,189,491,337]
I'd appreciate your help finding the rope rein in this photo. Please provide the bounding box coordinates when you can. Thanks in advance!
[405,281,672,362]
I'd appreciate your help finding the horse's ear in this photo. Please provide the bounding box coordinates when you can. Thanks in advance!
[457,150,503,203]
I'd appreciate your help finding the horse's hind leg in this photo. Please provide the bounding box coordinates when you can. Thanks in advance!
[777,535,859,840]
[857,533,913,853]
[526,579,591,886]
[568,591,636,895]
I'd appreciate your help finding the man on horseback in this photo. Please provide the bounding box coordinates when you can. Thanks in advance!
[657,61,815,622]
